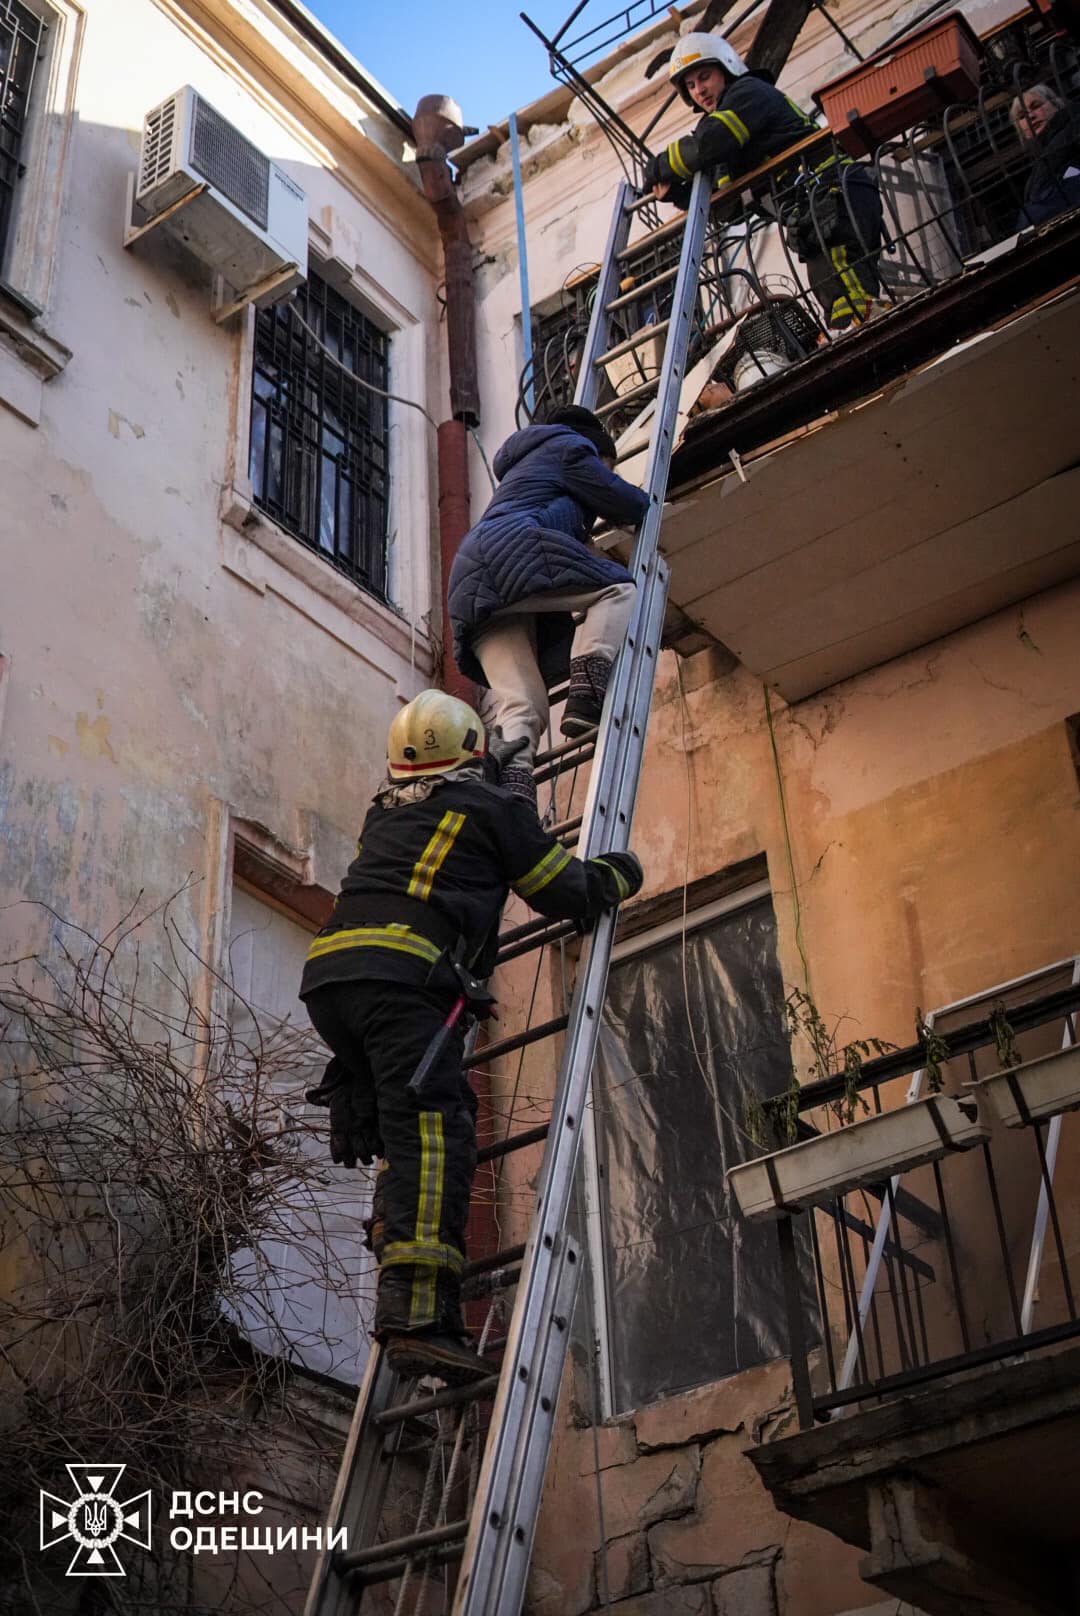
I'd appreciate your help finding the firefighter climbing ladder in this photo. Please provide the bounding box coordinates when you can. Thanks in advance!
[304,168,714,1616]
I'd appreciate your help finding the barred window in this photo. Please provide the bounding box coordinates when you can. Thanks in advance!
[0,0,46,264]
[249,269,390,601]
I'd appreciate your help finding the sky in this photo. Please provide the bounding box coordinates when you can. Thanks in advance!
[306,0,589,133]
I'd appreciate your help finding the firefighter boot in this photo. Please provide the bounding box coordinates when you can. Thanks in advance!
[377,1270,490,1385]
[561,654,612,738]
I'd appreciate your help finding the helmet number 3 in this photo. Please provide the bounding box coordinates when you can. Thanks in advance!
[424,728,438,749]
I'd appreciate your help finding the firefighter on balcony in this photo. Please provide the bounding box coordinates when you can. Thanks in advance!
[645,32,884,331]
[299,689,644,1385]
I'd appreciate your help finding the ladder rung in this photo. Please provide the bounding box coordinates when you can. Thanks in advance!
[625,191,656,215]
[617,209,688,261]
[476,1121,551,1165]
[533,729,597,772]
[594,317,670,369]
[595,375,660,418]
[606,263,679,313]
[470,1014,569,1069]
[338,1519,470,1575]
[346,1540,464,1589]
[463,1242,526,1279]
[373,1375,501,1430]
[463,1264,522,1299]
[496,918,577,965]
[535,742,596,788]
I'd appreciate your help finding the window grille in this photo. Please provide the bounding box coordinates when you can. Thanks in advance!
[249,269,390,601]
[0,0,45,263]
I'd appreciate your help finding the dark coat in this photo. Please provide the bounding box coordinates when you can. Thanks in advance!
[1019,106,1080,227]
[447,424,649,687]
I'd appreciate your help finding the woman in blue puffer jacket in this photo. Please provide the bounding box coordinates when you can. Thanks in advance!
[447,406,649,807]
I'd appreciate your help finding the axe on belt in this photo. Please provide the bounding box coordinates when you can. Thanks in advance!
[407,937,497,1099]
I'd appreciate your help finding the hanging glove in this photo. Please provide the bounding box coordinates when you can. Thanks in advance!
[585,850,644,914]
[305,1057,383,1168]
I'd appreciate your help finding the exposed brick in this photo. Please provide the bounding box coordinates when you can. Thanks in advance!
[711,1559,778,1616]
[596,1531,650,1603]
[636,1360,793,1452]
[596,1447,700,1540]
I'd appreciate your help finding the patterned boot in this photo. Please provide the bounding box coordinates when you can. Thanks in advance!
[501,763,537,812]
[561,655,612,738]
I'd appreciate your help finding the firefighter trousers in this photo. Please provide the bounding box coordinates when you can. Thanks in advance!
[804,173,883,328]
[304,979,478,1339]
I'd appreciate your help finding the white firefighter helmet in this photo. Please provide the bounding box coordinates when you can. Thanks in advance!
[668,32,748,103]
[387,689,486,780]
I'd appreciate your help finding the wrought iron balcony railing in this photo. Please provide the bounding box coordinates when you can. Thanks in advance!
[518,13,1080,441]
[733,966,1080,1431]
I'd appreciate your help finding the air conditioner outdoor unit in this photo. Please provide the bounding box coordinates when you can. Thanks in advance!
[133,86,308,308]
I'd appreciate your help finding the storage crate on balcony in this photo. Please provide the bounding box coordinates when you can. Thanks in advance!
[813,12,982,158]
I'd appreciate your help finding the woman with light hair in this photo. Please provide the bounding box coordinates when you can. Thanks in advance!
[1010,82,1080,226]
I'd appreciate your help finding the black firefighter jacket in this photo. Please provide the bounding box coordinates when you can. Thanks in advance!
[300,772,621,999]
[647,74,817,206]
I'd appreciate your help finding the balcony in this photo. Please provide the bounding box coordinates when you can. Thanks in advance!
[528,12,1080,697]
[729,965,1080,1616]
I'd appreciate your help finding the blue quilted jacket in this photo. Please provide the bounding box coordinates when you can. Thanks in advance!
[448,424,649,687]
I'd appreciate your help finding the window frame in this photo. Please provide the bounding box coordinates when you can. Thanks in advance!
[248,266,392,602]
[580,875,773,1420]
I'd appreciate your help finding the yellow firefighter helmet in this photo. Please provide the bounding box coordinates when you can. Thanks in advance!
[387,690,486,780]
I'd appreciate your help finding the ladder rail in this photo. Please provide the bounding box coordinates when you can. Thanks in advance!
[451,169,715,1616]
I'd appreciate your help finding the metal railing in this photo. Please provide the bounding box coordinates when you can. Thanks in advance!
[757,978,1080,1430]
[516,14,1080,438]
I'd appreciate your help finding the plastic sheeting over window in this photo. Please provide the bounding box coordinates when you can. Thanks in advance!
[594,896,796,1411]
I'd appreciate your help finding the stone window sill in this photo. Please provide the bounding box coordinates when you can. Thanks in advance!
[0,284,71,427]
[220,480,434,676]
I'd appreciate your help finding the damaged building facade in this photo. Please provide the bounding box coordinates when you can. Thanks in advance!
[453,0,1080,1613]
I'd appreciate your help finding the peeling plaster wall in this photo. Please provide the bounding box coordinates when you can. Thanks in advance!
[0,0,442,974]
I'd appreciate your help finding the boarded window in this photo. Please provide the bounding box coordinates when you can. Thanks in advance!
[594,893,797,1411]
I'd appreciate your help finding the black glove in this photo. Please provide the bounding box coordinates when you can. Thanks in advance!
[305,1057,383,1169]
[643,151,664,191]
[585,850,644,913]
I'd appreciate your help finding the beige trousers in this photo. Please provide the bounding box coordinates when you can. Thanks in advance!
[472,581,636,765]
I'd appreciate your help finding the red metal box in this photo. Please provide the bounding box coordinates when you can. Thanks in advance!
[813,12,983,157]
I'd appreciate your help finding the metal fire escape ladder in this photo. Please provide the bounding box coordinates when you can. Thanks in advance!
[304,168,713,1616]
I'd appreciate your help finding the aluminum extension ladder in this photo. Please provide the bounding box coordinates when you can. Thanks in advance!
[304,168,714,1616]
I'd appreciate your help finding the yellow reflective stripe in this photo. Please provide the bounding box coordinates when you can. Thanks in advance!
[786,95,816,128]
[382,1241,464,1273]
[515,843,572,899]
[407,810,466,902]
[709,108,750,146]
[830,245,871,314]
[593,857,630,900]
[409,1111,445,1326]
[305,924,442,966]
[666,139,692,180]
